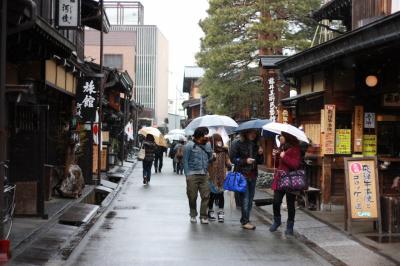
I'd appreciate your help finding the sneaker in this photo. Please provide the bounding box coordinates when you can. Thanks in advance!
[208,210,216,221]
[242,223,256,230]
[143,177,147,184]
[217,211,224,223]
[200,218,209,224]
[190,217,197,224]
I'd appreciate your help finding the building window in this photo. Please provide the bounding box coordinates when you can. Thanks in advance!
[104,54,123,70]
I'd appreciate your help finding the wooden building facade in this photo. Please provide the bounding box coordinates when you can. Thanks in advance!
[276,0,400,208]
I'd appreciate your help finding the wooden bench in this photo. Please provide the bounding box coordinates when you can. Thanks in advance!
[293,187,321,211]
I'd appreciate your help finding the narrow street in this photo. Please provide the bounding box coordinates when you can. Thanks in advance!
[65,158,330,266]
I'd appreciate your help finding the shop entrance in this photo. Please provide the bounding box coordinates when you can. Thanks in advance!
[8,104,48,217]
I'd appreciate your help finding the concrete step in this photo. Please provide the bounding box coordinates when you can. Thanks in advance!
[100,179,118,190]
[59,203,99,226]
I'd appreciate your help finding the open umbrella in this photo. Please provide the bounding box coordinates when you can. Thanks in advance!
[235,119,271,132]
[168,129,186,135]
[262,122,309,143]
[184,115,238,135]
[165,133,187,142]
[138,127,167,147]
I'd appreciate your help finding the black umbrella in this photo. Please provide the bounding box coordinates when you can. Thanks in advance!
[234,119,271,133]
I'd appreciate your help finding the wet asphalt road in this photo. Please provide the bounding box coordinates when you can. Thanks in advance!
[65,158,331,266]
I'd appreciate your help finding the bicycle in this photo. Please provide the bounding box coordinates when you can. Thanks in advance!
[1,161,16,240]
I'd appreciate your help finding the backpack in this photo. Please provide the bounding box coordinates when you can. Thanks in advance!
[176,145,184,160]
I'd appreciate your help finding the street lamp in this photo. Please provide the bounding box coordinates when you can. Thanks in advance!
[252,102,257,118]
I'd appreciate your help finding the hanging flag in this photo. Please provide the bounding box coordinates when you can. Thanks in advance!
[125,122,134,141]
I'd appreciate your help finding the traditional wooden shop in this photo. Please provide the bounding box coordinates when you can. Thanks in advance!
[275,5,400,212]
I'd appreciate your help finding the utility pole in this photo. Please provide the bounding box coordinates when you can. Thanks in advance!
[97,0,104,182]
[0,0,7,239]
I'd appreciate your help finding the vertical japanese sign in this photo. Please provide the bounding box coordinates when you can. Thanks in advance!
[268,77,277,122]
[345,158,380,221]
[364,113,375,129]
[57,0,80,28]
[323,105,335,155]
[335,129,351,154]
[354,106,364,152]
[76,77,99,122]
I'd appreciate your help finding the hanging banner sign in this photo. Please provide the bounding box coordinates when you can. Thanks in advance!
[364,113,376,129]
[57,0,81,29]
[268,76,277,122]
[323,105,336,155]
[344,157,381,233]
[354,106,364,152]
[335,129,351,154]
[76,77,99,122]
[363,135,377,156]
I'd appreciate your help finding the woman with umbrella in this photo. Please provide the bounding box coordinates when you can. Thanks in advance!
[207,133,232,223]
[142,134,157,185]
[263,122,306,235]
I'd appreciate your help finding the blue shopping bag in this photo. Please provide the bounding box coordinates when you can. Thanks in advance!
[223,172,247,193]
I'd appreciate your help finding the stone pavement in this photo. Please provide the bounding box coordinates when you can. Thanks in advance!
[7,161,136,266]
[65,158,334,266]
[256,190,397,266]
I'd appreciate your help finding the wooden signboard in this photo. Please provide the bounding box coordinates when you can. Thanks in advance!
[344,157,382,234]
[363,135,377,156]
[93,144,98,175]
[354,106,364,153]
[335,129,351,154]
[323,105,336,155]
[101,147,107,171]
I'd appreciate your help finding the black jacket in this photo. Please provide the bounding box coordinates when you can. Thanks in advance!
[230,138,263,176]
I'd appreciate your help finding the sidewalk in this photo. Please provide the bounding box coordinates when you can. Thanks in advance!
[254,189,398,266]
[7,161,136,265]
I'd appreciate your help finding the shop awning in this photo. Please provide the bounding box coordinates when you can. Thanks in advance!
[259,55,288,69]
[8,16,75,57]
[81,0,111,33]
[281,91,325,106]
[277,12,400,77]
[182,98,201,108]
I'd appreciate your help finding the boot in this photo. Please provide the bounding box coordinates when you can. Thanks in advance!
[269,216,281,232]
[285,221,294,236]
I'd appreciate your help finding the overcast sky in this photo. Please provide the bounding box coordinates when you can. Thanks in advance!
[137,0,209,102]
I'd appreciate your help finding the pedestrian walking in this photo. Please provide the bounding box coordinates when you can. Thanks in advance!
[174,140,185,175]
[169,140,178,173]
[207,133,232,223]
[269,132,301,235]
[142,134,156,185]
[154,145,167,173]
[183,127,215,224]
[230,130,263,230]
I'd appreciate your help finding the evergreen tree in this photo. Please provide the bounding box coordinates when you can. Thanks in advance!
[196,0,320,117]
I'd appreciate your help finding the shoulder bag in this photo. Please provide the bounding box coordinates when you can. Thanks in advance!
[277,169,308,192]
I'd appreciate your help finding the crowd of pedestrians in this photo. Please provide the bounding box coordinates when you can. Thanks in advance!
[140,124,304,235]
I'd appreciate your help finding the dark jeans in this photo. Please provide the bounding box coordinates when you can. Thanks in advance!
[208,192,224,209]
[240,178,257,225]
[176,160,183,175]
[154,155,163,172]
[143,160,153,181]
[273,190,296,222]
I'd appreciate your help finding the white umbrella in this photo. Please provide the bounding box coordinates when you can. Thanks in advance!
[263,122,310,144]
[184,115,238,135]
[165,133,187,142]
[168,129,186,135]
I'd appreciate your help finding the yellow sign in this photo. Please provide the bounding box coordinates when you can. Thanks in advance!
[354,106,364,153]
[363,135,377,156]
[336,129,351,154]
[345,158,379,220]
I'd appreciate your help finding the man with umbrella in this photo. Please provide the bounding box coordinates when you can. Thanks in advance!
[230,127,264,230]
[183,127,216,224]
